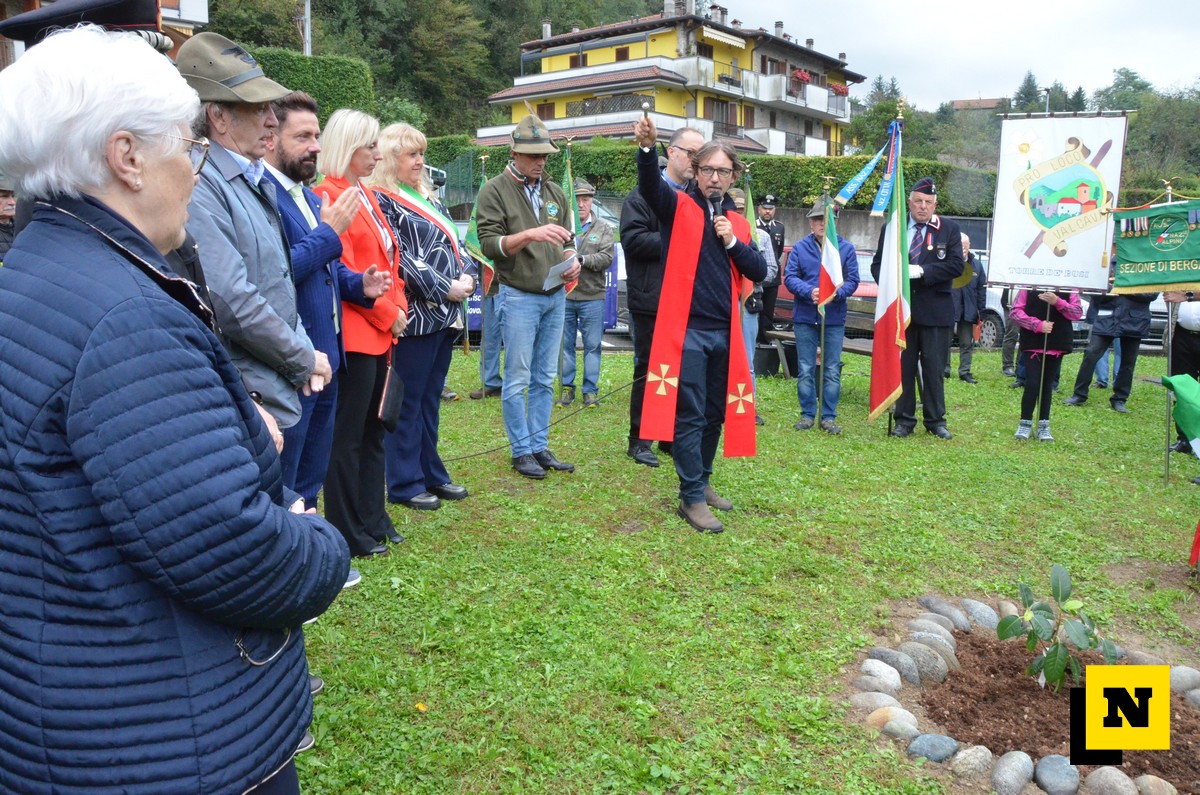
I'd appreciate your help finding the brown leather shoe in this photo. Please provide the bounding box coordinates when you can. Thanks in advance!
[677,501,724,533]
[469,386,502,400]
[703,485,733,512]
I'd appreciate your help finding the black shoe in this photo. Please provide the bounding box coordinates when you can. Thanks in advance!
[534,449,575,472]
[395,491,440,511]
[384,527,404,544]
[658,442,674,457]
[1171,440,1193,454]
[960,373,977,384]
[928,426,953,440]
[1010,380,1025,389]
[1002,367,1015,377]
[1111,400,1128,414]
[429,482,468,500]
[355,543,390,559]
[309,674,324,697]
[755,414,765,426]
[890,425,914,438]
[512,454,547,479]
[627,443,660,467]
[1063,395,1086,406]
[469,386,502,399]
[296,731,315,754]
[1092,382,1108,390]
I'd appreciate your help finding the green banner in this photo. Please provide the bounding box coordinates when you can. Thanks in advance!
[1113,199,1200,293]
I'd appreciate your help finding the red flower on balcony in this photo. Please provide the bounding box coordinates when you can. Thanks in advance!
[790,68,811,84]
[829,82,849,96]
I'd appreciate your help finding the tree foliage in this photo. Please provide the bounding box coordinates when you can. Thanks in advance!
[206,0,302,49]
[249,46,376,120]
[1093,67,1154,111]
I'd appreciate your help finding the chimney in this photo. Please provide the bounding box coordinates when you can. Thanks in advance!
[783,34,791,41]
[838,52,847,62]
[711,4,726,24]
[730,19,741,28]
[664,0,673,15]
[774,20,783,37]
[684,0,695,15]
[805,37,814,48]
[542,18,552,39]
[571,21,580,33]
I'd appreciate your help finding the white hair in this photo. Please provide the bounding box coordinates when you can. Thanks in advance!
[0,25,199,198]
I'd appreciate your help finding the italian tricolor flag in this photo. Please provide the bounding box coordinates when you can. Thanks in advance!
[868,126,910,421]
[817,200,843,310]
[1161,374,1200,566]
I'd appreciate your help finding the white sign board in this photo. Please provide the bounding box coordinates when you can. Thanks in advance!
[989,116,1127,291]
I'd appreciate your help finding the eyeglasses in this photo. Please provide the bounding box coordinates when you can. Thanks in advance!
[697,165,734,179]
[670,145,698,156]
[163,134,210,175]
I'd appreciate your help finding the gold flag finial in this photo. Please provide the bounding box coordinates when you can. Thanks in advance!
[896,97,906,120]
[821,174,835,192]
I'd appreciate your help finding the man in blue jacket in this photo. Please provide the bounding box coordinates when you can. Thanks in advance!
[784,199,859,434]
[262,91,391,510]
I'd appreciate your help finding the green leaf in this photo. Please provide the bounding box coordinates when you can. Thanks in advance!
[1079,612,1096,633]
[1030,601,1056,620]
[1061,599,1083,612]
[997,615,1026,640]
[1019,582,1035,609]
[1064,620,1090,649]
[1027,652,1046,676]
[1050,564,1072,604]
[1101,639,1120,665]
[1031,614,1054,642]
[1043,642,1071,691]
[1026,631,1038,652]
[1068,655,1082,685]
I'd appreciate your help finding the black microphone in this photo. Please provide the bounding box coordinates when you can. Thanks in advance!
[708,190,724,218]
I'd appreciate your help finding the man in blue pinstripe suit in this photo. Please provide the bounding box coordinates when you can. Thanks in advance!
[263,92,392,509]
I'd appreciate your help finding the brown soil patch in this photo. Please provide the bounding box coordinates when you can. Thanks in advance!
[920,630,1200,793]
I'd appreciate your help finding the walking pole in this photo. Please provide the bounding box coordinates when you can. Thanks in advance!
[1165,299,1177,485]
[817,313,826,423]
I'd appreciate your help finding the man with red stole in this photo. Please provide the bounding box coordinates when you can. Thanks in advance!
[631,117,767,534]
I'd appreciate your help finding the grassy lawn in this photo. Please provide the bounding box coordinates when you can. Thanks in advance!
[299,348,1200,794]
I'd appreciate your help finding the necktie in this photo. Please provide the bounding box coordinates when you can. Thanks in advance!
[909,224,925,261]
[524,181,542,218]
[289,184,318,230]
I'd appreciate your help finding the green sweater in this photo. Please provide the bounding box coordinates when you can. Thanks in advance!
[569,214,615,301]
[476,168,574,295]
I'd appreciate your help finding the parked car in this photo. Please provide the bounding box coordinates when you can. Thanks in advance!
[772,247,877,338]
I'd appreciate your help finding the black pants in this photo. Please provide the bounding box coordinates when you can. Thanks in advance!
[324,351,394,556]
[628,311,658,446]
[757,284,779,344]
[895,324,951,430]
[674,327,729,504]
[1021,351,1064,422]
[1171,326,1200,440]
[1070,332,1142,404]
[1002,314,1020,370]
[253,760,300,795]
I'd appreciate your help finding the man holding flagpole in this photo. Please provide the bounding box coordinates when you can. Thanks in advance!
[871,177,963,439]
[475,114,581,479]
[784,197,859,434]
[631,116,766,534]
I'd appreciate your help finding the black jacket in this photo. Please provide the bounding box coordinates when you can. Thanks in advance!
[871,214,964,327]
[951,254,986,323]
[621,181,665,316]
[1089,292,1157,338]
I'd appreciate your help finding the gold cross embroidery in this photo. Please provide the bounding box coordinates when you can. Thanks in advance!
[647,363,678,396]
[727,383,754,414]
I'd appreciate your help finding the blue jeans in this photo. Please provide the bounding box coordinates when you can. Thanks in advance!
[742,309,758,395]
[499,285,565,457]
[674,327,730,504]
[561,298,604,394]
[280,371,338,509]
[479,292,504,389]
[795,322,845,421]
[1092,338,1122,386]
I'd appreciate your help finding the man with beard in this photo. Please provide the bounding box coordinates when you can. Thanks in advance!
[263,91,392,509]
[0,176,15,260]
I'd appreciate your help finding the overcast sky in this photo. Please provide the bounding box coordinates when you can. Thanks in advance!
[733,0,1199,110]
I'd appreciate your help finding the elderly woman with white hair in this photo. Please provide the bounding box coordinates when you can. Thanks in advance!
[368,123,475,511]
[0,26,349,795]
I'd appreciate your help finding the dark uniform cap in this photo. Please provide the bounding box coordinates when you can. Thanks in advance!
[911,177,937,196]
[510,114,558,155]
[176,32,289,104]
[573,178,595,196]
[0,0,160,46]
[761,193,777,208]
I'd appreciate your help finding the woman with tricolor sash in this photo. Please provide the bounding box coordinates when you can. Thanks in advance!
[631,116,767,534]
[370,123,476,511]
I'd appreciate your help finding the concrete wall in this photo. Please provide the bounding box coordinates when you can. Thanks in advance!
[770,208,992,256]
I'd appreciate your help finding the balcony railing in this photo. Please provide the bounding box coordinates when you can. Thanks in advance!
[566,94,652,118]
[712,121,743,138]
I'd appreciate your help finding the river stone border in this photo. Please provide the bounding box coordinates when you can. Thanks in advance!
[848,593,1199,795]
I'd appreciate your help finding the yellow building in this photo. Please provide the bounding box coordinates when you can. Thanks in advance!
[476,0,864,156]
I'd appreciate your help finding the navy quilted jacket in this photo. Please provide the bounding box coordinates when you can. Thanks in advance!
[0,197,351,794]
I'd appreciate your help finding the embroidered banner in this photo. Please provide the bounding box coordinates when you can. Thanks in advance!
[1113,200,1200,293]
